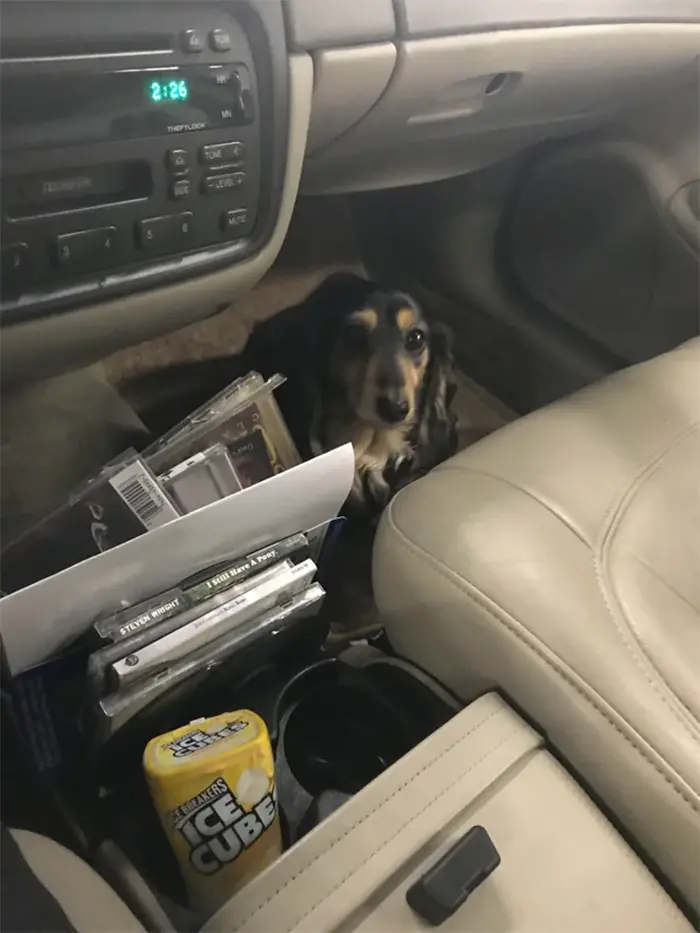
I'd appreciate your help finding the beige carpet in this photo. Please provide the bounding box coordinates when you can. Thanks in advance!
[104,195,512,445]
[105,196,363,386]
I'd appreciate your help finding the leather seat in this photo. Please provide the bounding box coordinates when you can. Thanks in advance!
[373,337,700,910]
[2,828,145,932]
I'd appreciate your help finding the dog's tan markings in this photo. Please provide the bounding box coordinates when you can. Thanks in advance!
[350,308,378,331]
[397,307,418,330]
[325,413,410,469]
[399,349,429,416]
[341,357,368,413]
[356,354,379,420]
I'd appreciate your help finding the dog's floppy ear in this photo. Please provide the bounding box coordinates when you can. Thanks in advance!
[427,321,458,408]
[412,320,458,472]
[243,272,374,377]
[241,272,376,458]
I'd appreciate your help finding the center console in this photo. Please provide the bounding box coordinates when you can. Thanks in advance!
[204,692,694,933]
[0,1,289,324]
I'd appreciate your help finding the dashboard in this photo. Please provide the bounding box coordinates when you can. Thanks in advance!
[1,0,698,382]
[1,2,287,323]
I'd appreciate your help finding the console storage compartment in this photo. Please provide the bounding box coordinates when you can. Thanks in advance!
[3,636,463,928]
[204,692,693,933]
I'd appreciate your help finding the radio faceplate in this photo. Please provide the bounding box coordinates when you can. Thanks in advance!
[2,64,256,151]
[0,0,289,323]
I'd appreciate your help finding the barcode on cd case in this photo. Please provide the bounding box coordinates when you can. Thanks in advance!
[110,460,179,530]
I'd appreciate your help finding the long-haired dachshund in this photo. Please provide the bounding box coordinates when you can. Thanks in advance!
[126,273,459,520]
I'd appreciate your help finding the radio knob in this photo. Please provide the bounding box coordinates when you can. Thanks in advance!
[235,88,254,124]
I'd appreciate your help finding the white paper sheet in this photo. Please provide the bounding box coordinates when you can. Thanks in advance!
[0,443,354,676]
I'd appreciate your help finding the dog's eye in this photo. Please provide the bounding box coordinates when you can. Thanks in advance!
[405,328,426,353]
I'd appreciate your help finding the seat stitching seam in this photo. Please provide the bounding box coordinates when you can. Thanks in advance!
[384,508,699,815]
[432,464,589,545]
[635,554,699,616]
[231,706,507,930]
[596,424,700,739]
[286,727,525,933]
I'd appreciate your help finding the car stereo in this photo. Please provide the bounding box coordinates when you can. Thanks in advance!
[0,0,289,323]
[2,65,256,151]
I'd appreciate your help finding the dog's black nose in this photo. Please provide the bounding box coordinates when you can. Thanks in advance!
[376,396,409,424]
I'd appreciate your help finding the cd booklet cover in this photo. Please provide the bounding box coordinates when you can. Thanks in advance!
[0,452,179,595]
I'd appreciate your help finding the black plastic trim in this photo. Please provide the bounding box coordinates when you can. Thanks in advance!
[0,0,290,326]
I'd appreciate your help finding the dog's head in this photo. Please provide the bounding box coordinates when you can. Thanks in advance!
[327,289,433,429]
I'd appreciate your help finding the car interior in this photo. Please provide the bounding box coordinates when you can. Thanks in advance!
[0,1,699,931]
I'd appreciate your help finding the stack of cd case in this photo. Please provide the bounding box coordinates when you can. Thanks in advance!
[145,371,301,497]
[2,371,304,597]
[158,443,242,514]
[82,531,326,745]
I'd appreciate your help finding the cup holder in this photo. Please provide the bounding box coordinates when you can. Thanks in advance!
[272,655,459,842]
[283,684,409,796]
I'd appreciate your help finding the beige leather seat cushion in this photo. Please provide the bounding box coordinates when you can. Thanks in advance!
[373,338,700,910]
[9,829,145,933]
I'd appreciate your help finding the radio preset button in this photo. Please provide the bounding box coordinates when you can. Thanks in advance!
[202,172,245,195]
[138,212,193,250]
[53,227,117,269]
[181,30,204,53]
[1,243,31,292]
[200,142,245,167]
[166,149,189,175]
[210,28,232,51]
[221,209,249,234]
[170,178,192,200]
[2,243,30,286]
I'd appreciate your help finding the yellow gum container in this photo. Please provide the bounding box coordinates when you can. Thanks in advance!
[143,710,282,916]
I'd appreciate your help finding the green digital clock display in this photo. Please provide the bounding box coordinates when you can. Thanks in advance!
[147,78,189,103]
